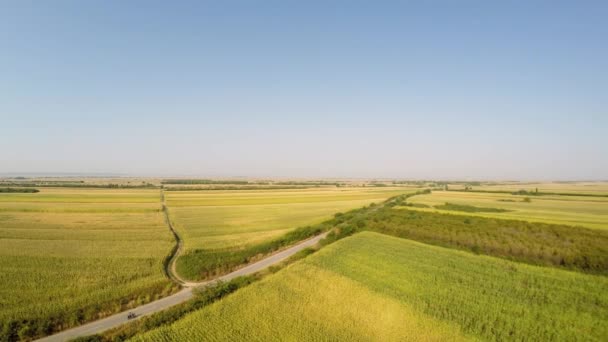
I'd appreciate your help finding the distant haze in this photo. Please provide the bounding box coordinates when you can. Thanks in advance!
[1,2,607,180]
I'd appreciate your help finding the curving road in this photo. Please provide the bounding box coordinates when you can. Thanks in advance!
[36,232,328,342]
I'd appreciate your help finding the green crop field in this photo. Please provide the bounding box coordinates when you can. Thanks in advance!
[131,232,608,341]
[405,190,608,229]
[0,188,176,341]
[166,187,416,280]
[357,205,608,275]
[4,181,607,342]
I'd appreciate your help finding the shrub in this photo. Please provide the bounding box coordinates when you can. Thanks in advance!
[434,202,510,213]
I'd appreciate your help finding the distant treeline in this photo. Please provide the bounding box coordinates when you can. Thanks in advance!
[165,186,314,191]
[0,182,156,189]
[393,180,484,186]
[162,180,348,187]
[274,181,343,186]
[0,187,39,193]
[74,183,157,189]
[161,179,249,185]
[0,181,84,187]
[2,179,84,184]
[448,188,608,198]
[392,180,427,185]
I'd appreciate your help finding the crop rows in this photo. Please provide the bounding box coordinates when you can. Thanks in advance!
[0,188,176,341]
[406,190,608,229]
[132,232,608,341]
[167,187,416,280]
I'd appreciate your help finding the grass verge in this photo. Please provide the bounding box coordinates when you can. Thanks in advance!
[130,232,608,341]
[71,247,320,342]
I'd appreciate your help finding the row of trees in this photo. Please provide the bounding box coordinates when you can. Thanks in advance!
[0,187,39,193]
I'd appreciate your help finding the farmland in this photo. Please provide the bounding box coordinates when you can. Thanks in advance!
[131,232,608,341]
[0,188,176,341]
[446,181,608,196]
[359,205,608,275]
[404,190,608,230]
[166,187,416,280]
[4,2,607,340]
[3,181,608,342]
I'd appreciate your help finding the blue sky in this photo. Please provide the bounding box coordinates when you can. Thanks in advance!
[1,1,606,179]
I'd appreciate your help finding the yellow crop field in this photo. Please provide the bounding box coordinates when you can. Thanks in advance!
[166,187,416,280]
[405,190,608,229]
[131,232,608,341]
[448,181,608,195]
[0,188,176,339]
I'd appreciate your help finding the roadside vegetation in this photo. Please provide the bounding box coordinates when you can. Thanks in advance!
[75,247,318,342]
[4,181,608,341]
[164,185,313,191]
[175,224,326,280]
[73,277,260,342]
[0,188,177,341]
[167,187,415,280]
[130,232,608,341]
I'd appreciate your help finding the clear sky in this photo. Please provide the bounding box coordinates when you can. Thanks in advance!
[1,1,607,180]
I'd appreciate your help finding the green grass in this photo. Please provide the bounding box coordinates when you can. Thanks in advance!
[406,190,608,229]
[433,202,510,213]
[359,204,608,275]
[0,188,176,341]
[131,232,608,341]
[168,187,417,280]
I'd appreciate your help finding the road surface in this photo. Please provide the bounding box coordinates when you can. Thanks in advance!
[36,232,328,342]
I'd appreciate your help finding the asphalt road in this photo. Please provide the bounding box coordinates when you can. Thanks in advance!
[36,232,328,342]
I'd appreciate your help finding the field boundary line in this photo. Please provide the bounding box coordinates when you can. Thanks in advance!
[160,189,188,285]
